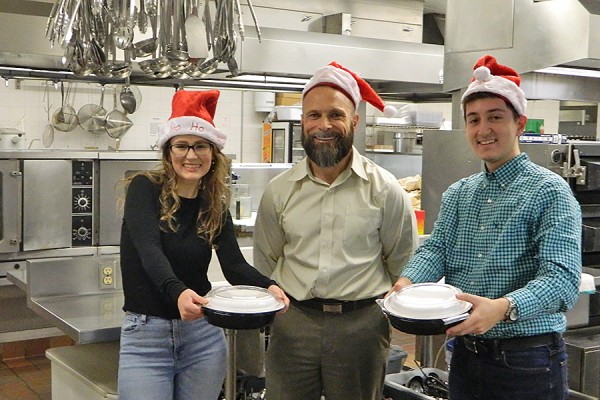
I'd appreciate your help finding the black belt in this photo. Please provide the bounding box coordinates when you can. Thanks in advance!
[458,332,562,354]
[289,296,379,314]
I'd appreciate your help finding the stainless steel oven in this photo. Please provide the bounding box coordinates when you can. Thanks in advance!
[98,152,161,246]
[0,150,159,260]
[0,151,96,255]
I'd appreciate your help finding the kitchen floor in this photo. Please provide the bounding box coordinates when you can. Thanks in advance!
[0,330,417,400]
[0,356,51,400]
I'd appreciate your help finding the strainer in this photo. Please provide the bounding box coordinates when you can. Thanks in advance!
[52,82,78,132]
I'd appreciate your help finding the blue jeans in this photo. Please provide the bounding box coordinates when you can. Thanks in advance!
[449,335,568,400]
[118,312,227,400]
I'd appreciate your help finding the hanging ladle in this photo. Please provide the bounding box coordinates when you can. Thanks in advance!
[120,77,137,114]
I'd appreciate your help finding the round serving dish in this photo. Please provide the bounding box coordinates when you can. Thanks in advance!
[202,285,284,330]
[380,283,472,335]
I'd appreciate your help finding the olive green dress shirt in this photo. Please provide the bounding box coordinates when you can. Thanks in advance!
[253,148,418,301]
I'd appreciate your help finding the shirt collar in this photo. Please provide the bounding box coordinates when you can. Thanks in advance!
[287,146,368,183]
[484,153,529,185]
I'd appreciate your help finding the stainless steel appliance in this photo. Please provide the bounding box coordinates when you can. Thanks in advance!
[421,130,570,233]
[97,152,161,246]
[0,150,160,258]
[0,151,97,257]
[564,329,600,398]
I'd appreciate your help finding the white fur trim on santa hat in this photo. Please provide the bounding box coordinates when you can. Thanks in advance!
[303,65,361,107]
[157,116,227,150]
[461,66,527,116]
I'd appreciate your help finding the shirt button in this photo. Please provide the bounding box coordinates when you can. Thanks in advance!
[487,199,492,203]
[480,226,485,230]
[478,254,483,258]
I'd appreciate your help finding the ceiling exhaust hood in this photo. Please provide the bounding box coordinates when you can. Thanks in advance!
[443,0,600,101]
[0,1,445,100]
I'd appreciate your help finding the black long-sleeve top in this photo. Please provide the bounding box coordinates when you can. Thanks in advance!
[120,175,274,319]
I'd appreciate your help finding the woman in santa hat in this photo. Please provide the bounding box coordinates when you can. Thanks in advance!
[117,89,288,400]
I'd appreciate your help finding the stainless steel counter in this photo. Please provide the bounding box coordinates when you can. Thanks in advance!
[6,268,27,292]
[23,255,124,344]
[30,293,124,344]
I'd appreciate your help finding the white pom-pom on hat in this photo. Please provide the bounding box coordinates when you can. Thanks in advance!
[472,66,491,82]
[383,105,397,118]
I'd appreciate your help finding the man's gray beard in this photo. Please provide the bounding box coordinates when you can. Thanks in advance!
[302,130,354,168]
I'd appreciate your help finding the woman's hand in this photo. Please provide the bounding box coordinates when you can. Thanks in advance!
[267,285,290,313]
[178,288,208,321]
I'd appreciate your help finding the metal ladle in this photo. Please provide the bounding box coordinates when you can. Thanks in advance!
[120,77,137,114]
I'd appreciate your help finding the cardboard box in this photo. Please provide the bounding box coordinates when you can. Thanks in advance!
[275,93,302,106]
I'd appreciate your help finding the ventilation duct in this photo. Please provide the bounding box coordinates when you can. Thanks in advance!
[0,1,445,100]
[444,0,600,102]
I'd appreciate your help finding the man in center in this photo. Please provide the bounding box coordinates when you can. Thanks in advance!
[253,62,418,400]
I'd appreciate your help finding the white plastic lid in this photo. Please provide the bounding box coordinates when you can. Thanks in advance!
[204,285,284,313]
[384,283,472,320]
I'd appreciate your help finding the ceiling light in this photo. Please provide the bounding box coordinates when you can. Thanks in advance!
[534,66,600,78]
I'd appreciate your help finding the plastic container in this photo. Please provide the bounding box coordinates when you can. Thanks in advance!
[274,106,302,121]
[386,345,408,374]
[414,209,425,235]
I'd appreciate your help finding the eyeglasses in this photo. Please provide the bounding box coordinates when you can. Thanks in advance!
[169,142,213,156]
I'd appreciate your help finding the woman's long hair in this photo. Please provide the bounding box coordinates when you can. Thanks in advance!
[120,143,231,247]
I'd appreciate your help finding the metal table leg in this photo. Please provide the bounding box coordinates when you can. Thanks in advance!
[224,329,237,400]
[420,335,435,367]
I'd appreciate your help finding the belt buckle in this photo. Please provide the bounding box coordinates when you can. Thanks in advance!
[323,303,343,314]
[463,337,479,354]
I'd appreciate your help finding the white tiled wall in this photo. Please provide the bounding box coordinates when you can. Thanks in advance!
[0,79,267,162]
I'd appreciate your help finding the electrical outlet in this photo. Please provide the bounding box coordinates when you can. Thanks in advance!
[99,261,117,290]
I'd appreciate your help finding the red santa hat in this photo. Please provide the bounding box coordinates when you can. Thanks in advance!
[461,55,527,116]
[157,89,227,150]
[302,61,397,117]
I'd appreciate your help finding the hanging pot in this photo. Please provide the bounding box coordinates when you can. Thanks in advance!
[202,285,284,330]
[379,283,472,335]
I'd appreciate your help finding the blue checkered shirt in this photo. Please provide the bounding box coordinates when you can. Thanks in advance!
[401,153,582,338]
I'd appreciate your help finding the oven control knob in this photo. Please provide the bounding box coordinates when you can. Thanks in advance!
[73,226,91,241]
[73,192,91,212]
